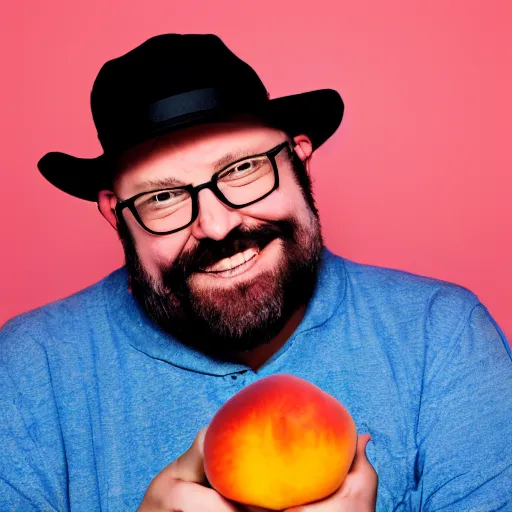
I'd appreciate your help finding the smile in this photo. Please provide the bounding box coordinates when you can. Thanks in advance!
[200,247,260,277]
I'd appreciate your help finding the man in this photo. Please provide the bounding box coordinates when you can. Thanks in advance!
[1,33,511,512]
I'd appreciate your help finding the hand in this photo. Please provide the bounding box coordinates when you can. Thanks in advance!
[283,434,377,512]
[138,428,245,512]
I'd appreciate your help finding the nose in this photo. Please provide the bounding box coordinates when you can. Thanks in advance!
[190,188,243,240]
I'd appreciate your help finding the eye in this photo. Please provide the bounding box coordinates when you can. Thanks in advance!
[219,158,263,181]
[135,189,190,212]
[151,192,172,203]
[234,161,253,173]
[150,190,189,203]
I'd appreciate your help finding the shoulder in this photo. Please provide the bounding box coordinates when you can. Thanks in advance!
[327,251,480,336]
[344,255,477,303]
[0,267,127,359]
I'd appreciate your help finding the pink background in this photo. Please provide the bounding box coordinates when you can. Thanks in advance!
[1,1,511,340]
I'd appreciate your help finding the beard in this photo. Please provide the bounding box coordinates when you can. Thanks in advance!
[117,164,323,359]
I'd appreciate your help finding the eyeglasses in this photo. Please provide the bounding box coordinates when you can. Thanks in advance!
[115,141,292,236]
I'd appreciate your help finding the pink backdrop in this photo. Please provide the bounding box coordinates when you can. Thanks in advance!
[1,1,511,340]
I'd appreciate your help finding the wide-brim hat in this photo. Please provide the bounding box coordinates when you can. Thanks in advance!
[38,34,344,202]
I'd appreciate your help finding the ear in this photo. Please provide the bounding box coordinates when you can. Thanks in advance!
[97,190,119,231]
[292,134,313,171]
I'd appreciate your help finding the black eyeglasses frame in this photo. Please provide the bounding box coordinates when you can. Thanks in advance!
[114,141,292,236]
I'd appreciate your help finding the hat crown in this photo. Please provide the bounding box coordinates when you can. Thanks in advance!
[91,34,269,150]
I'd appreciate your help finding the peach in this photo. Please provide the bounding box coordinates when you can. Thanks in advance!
[203,374,357,510]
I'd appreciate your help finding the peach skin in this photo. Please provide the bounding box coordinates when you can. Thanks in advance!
[203,374,357,510]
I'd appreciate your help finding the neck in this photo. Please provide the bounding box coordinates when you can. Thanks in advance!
[231,304,307,372]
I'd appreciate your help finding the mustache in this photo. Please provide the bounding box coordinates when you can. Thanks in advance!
[162,219,296,282]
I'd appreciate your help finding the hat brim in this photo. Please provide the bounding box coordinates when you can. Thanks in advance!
[38,89,344,202]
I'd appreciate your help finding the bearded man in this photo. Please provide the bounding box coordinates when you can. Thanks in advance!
[1,34,511,512]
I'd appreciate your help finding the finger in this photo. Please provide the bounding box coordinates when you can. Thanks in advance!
[338,434,377,500]
[163,479,242,511]
[161,427,209,484]
[348,433,372,473]
[238,506,273,512]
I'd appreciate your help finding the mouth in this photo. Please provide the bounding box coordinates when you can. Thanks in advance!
[199,246,260,278]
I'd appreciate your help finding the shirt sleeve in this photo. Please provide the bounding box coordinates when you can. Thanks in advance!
[415,303,512,511]
[0,321,68,511]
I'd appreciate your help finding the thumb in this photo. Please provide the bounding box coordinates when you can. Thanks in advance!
[349,433,373,473]
[338,432,377,501]
[165,427,208,484]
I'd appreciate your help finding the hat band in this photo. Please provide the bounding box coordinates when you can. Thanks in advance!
[147,87,267,123]
[98,86,268,151]
[148,87,229,123]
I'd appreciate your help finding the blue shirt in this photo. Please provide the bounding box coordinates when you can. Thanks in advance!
[1,249,511,511]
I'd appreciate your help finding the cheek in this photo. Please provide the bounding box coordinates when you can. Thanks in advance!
[126,215,193,277]
[239,173,309,220]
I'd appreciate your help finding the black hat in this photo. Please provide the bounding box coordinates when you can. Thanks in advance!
[38,34,344,202]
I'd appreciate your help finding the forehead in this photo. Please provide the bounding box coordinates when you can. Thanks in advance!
[113,119,286,195]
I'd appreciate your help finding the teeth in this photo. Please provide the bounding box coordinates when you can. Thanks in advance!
[242,247,258,262]
[231,252,245,268]
[205,247,259,272]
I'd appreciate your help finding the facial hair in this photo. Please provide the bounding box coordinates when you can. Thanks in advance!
[116,153,323,359]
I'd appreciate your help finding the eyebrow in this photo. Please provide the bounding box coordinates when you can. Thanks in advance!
[211,149,255,171]
[132,176,187,193]
[131,147,262,194]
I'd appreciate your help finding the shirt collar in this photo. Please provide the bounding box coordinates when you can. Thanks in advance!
[105,247,346,375]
